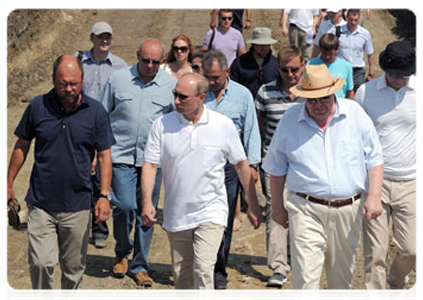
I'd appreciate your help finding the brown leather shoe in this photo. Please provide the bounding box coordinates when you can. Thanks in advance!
[112,257,128,278]
[132,271,153,287]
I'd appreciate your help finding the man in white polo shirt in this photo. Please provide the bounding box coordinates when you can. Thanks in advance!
[140,72,262,289]
[355,40,416,289]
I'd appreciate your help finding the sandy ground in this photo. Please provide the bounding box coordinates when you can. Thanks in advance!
[6,9,416,293]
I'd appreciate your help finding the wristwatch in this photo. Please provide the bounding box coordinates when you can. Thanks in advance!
[99,193,112,201]
[250,164,259,171]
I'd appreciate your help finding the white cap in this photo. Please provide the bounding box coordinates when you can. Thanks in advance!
[91,22,113,35]
[326,8,342,12]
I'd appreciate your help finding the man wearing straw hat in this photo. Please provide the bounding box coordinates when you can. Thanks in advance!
[262,64,384,289]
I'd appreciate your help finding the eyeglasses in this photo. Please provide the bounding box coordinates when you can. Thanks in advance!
[173,91,201,101]
[172,46,189,53]
[192,64,201,71]
[56,81,81,89]
[221,17,233,21]
[280,67,301,73]
[140,58,161,65]
[306,97,332,105]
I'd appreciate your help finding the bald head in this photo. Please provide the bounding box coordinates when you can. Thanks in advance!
[52,55,84,105]
[178,72,209,95]
[53,55,84,81]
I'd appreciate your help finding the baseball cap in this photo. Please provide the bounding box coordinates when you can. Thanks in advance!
[91,22,113,35]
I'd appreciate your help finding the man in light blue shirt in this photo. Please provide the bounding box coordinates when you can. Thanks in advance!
[76,21,128,249]
[263,64,383,289]
[308,33,354,99]
[329,9,375,92]
[101,37,177,287]
[201,50,261,289]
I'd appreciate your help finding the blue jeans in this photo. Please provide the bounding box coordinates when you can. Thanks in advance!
[111,164,162,275]
[214,163,240,285]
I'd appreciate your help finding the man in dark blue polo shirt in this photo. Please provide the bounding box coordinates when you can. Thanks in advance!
[7,55,115,289]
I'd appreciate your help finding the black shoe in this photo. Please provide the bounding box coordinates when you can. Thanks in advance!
[214,275,227,289]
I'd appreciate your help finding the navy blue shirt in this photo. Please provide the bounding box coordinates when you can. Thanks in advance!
[230,47,279,98]
[14,89,116,212]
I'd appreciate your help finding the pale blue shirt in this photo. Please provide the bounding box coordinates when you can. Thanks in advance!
[101,65,177,167]
[329,24,374,68]
[204,79,261,164]
[262,98,383,199]
[76,50,128,100]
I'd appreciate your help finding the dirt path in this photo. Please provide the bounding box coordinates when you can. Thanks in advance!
[7,9,415,291]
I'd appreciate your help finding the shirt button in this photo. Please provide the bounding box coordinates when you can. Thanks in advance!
[63,125,66,129]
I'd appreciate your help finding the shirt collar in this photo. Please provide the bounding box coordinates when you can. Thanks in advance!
[177,106,209,126]
[82,50,113,65]
[47,89,90,113]
[206,78,231,103]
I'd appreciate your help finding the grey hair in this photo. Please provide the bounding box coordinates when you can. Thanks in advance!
[201,50,228,71]
[179,72,209,94]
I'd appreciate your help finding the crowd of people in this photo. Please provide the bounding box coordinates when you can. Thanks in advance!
[7,8,416,291]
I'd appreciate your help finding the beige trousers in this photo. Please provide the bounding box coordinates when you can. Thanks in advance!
[363,179,416,289]
[286,192,363,289]
[27,205,91,289]
[167,223,225,289]
[289,24,312,61]
[263,171,290,276]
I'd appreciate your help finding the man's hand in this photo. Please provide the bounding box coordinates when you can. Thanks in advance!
[272,208,289,229]
[94,197,111,223]
[141,201,157,227]
[250,167,259,183]
[362,194,382,220]
[7,186,16,208]
[246,201,262,229]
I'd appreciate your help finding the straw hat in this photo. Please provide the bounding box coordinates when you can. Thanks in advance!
[290,65,344,99]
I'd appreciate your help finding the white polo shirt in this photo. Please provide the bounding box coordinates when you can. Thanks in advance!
[144,107,247,232]
[355,74,416,180]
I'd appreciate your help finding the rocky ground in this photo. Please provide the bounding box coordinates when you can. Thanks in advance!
[6,8,416,294]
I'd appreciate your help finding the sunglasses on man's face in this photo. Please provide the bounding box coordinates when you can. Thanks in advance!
[192,65,201,71]
[306,97,332,105]
[141,58,161,65]
[221,17,233,21]
[172,46,189,53]
[280,67,300,73]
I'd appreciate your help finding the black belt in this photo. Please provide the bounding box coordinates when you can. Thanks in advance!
[295,192,361,208]
[353,67,364,71]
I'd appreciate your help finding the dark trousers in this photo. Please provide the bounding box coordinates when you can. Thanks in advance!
[214,163,240,285]
[91,168,109,240]
[353,67,365,93]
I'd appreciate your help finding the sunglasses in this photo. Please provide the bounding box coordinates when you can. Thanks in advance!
[192,64,201,71]
[141,58,161,65]
[387,73,411,80]
[172,46,189,53]
[221,17,233,21]
[173,91,200,101]
[280,67,301,73]
[306,97,332,105]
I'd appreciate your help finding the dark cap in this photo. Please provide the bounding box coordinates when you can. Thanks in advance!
[379,41,415,76]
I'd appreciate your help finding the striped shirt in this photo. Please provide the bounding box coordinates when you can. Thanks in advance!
[255,78,304,154]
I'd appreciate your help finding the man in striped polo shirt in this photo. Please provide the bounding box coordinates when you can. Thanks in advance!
[255,45,305,287]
